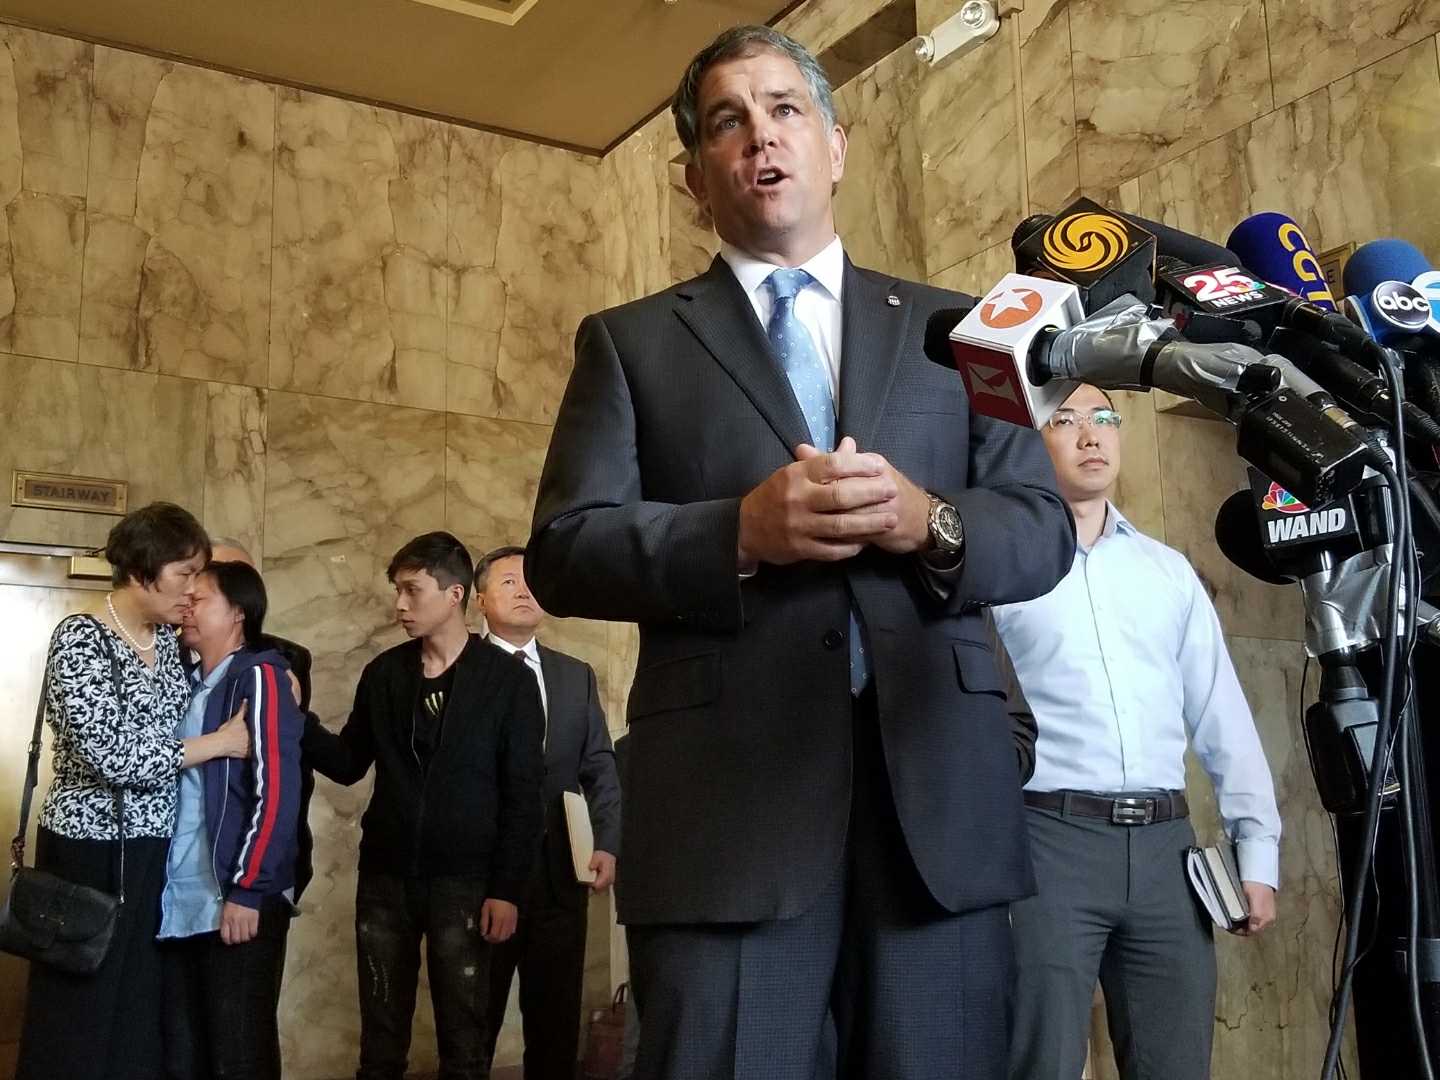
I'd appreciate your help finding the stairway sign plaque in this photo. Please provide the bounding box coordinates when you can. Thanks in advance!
[12,471,128,515]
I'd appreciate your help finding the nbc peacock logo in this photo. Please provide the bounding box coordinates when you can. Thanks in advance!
[1042,211,1132,273]
[1261,482,1308,514]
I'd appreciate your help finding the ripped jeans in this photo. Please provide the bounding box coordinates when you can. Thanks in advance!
[354,872,493,1080]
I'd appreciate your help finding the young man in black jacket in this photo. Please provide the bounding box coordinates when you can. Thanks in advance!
[303,533,546,1080]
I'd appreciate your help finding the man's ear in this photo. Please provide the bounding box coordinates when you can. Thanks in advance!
[828,124,847,186]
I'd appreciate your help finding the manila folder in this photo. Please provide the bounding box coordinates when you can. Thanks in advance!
[563,790,597,884]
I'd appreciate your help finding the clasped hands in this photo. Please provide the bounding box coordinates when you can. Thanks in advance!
[737,437,932,570]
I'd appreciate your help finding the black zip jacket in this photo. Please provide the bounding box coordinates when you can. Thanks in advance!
[301,634,545,900]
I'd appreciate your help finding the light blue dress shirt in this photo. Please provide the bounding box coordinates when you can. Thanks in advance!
[158,652,235,939]
[992,503,1282,888]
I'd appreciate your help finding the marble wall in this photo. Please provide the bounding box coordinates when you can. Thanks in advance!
[3,0,1437,1074]
[0,21,669,1076]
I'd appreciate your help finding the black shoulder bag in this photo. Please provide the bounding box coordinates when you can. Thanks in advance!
[0,624,129,974]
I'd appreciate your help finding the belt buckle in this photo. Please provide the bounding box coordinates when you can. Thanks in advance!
[1110,796,1154,825]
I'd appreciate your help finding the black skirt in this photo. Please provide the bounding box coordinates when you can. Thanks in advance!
[16,826,171,1080]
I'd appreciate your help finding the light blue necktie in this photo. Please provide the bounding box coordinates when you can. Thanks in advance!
[765,268,871,695]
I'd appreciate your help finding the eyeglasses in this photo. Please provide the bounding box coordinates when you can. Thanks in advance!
[1047,408,1122,431]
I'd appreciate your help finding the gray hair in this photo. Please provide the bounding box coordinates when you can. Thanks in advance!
[672,25,837,160]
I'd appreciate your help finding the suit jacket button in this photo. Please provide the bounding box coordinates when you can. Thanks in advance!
[822,629,844,650]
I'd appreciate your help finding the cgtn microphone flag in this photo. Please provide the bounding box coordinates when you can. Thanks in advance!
[948,273,1085,427]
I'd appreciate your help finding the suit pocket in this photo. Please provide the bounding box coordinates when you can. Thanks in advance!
[627,653,721,720]
[952,640,1006,696]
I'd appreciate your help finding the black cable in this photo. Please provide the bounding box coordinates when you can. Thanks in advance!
[1383,344,1434,1078]
[1399,696,1437,1080]
[1321,353,1414,1079]
[1303,653,1351,1078]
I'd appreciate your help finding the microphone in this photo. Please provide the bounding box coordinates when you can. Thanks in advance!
[1227,213,1337,310]
[1214,490,1289,585]
[1146,258,1374,446]
[1216,467,1391,592]
[1039,300,1372,506]
[1342,238,1436,345]
[1252,352,1386,460]
[1203,214,1385,359]
[927,274,1084,427]
[1041,296,1267,414]
[1154,256,1289,341]
[1016,207,1241,274]
[1271,327,1440,444]
[1152,252,1365,357]
[1412,267,1440,333]
[1153,248,1440,447]
[1342,237,1432,299]
[929,256,1375,506]
[1117,212,1243,269]
[1011,197,1157,312]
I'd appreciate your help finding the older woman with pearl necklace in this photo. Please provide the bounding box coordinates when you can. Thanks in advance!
[16,502,251,1080]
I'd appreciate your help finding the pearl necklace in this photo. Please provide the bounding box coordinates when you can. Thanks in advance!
[106,593,157,653]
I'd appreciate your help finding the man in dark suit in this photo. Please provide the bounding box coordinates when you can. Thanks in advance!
[473,545,622,1080]
[526,25,1075,1080]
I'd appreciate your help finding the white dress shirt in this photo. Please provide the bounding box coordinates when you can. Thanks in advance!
[720,235,845,408]
[488,632,547,721]
[992,503,1282,888]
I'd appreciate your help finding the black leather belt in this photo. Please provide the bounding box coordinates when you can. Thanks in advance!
[1023,790,1189,826]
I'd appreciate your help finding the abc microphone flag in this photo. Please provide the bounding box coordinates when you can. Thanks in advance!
[947,273,1085,428]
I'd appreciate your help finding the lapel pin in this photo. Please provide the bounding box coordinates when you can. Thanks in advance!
[886,294,901,307]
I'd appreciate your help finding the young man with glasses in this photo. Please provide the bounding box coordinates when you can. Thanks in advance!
[994,383,1281,1080]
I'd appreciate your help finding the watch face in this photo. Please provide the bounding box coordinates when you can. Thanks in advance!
[934,503,964,550]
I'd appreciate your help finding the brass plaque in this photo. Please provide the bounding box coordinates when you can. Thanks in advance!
[1317,243,1356,301]
[12,471,128,515]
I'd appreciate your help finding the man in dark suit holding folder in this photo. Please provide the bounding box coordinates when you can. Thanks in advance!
[474,546,621,1080]
[527,25,1075,1080]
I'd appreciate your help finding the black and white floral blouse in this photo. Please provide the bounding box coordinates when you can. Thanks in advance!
[37,613,189,841]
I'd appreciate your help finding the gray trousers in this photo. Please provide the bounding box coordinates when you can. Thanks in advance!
[1008,805,1216,1080]
[626,686,1016,1080]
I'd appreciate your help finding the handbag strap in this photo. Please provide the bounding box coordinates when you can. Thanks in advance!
[9,615,129,904]
[97,626,127,906]
[9,668,51,870]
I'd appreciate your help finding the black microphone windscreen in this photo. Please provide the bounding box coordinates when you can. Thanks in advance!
[1012,214,1051,253]
[1116,213,1242,270]
[1154,254,1189,278]
[1214,490,1289,585]
[924,307,975,369]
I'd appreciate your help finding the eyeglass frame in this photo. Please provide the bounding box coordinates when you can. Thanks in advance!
[1045,407,1123,431]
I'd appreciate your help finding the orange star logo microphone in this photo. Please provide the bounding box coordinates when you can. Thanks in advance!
[948,273,1086,428]
[979,286,1046,329]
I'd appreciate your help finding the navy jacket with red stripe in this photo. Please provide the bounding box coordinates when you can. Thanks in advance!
[198,644,305,910]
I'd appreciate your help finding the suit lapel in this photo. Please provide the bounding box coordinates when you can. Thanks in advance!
[537,644,558,707]
[838,260,912,450]
[674,256,812,454]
